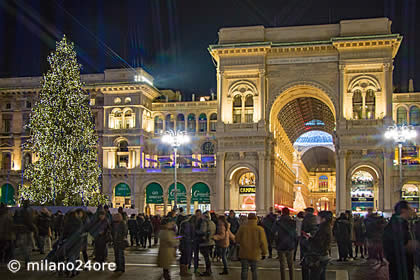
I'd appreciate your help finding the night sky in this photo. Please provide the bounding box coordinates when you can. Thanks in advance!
[0,0,418,98]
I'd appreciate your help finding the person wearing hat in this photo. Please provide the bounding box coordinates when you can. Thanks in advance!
[235,213,268,280]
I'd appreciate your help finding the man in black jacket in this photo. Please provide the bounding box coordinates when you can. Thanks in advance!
[383,201,416,280]
[272,207,296,280]
[262,207,277,258]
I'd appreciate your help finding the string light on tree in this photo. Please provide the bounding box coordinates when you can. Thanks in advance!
[20,36,107,206]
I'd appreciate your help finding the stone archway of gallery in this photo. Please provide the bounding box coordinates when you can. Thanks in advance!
[268,82,337,133]
[226,163,259,211]
[347,162,382,211]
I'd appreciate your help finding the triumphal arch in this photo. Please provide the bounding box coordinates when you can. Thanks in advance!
[209,18,402,215]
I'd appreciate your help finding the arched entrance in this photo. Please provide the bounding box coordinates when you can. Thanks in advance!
[350,168,378,212]
[317,197,330,211]
[228,167,257,212]
[0,183,15,205]
[191,182,211,212]
[113,183,131,208]
[145,182,164,215]
[269,84,337,212]
[401,183,419,212]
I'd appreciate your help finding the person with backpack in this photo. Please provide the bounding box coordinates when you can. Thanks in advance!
[272,207,296,280]
[262,207,277,258]
[197,211,216,277]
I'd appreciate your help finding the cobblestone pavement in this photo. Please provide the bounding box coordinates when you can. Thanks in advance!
[1,244,419,280]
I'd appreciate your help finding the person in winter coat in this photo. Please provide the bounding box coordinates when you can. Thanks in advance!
[353,215,366,259]
[53,211,64,240]
[157,218,179,280]
[127,214,139,247]
[262,207,277,258]
[36,207,52,254]
[301,207,318,262]
[302,211,333,280]
[91,210,111,263]
[179,215,194,277]
[192,210,203,274]
[383,201,416,280]
[213,215,234,275]
[176,207,187,234]
[236,213,268,280]
[75,208,90,263]
[345,210,355,259]
[137,214,145,247]
[365,210,387,260]
[63,210,83,277]
[272,207,296,280]
[227,210,240,261]
[0,205,15,264]
[197,211,216,277]
[14,200,37,265]
[333,213,351,261]
[151,215,161,246]
[294,211,304,261]
[112,213,128,273]
[142,216,154,248]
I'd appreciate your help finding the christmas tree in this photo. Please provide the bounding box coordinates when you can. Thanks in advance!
[20,36,107,206]
[293,187,307,212]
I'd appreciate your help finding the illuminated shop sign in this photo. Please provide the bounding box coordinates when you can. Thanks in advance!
[239,186,256,194]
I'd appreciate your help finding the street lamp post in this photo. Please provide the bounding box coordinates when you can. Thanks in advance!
[384,124,417,196]
[162,130,190,211]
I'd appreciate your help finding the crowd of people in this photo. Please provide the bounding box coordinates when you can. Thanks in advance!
[0,200,420,280]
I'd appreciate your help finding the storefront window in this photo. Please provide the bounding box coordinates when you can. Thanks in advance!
[351,171,374,211]
[239,172,256,211]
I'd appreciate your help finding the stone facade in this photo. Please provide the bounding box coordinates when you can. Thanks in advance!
[1,17,420,215]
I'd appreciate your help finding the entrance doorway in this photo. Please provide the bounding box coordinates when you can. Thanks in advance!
[402,183,419,212]
[350,170,377,212]
[113,183,131,208]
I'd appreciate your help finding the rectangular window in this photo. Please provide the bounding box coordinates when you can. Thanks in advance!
[233,109,241,123]
[5,103,11,110]
[90,98,95,106]
[2,114,12,133]
[26,101,32,108]
[245,110,253,123]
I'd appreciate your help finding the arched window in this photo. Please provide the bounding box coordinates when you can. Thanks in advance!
[210,113,217,132]
[365,89,375,119]
[409,106,420,126]
[187,114,196,133]
[2,153,11,170]
[233,95,242,123]
[319,175,328,192]
[397,107,408,125]
[124,109,134,129]
[199,113,207,132]
[154,116,163,134]
[244,95,254,123]
[177,114,185,131]
[352,90,362,120]
[117,141,129,168]
[165,114,174,132]
[109,109,123,129]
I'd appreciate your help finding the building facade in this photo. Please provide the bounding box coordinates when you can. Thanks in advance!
[0,17,419,215]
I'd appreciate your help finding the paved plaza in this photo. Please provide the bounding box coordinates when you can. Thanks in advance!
[0,243,379,280]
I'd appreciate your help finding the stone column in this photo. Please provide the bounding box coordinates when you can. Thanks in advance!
[361,90,367,119]
[224,180,230,210]
[383,146,393,213]
[339,64,345,119]
[257,152,266,215]
[138,192,145,213]
[337,150,347,213]
[259,69,266,122]
[384,63,393,121]
[186,192,191,215]
[265,151,273,208]
[216,152,225,213]
[217,69,223,122]
[163,195,168,216]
